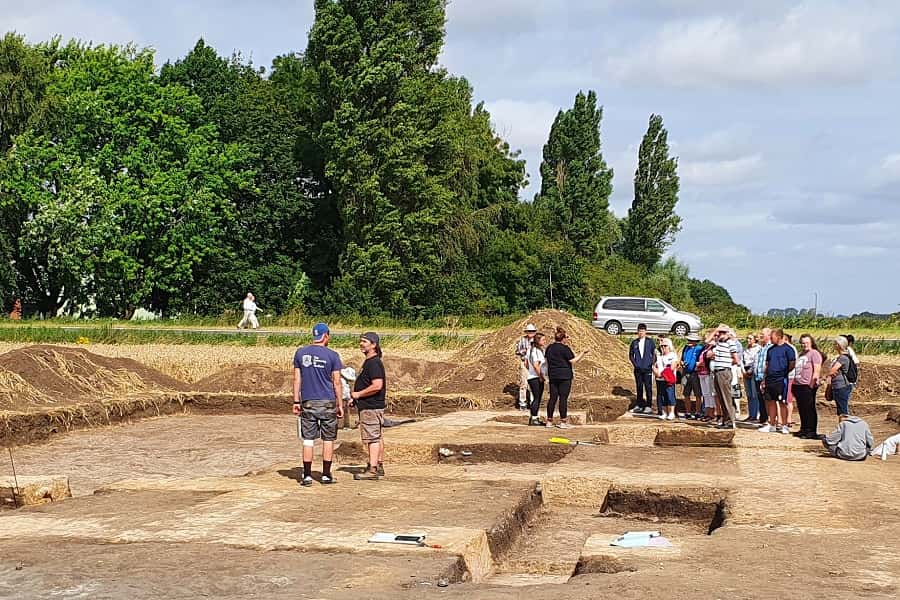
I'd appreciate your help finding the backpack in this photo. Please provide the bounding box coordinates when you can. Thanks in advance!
[845,359,859,384]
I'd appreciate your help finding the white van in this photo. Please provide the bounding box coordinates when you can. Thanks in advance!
[591,297,702,336]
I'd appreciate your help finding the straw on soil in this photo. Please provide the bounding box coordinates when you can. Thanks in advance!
[432,309,633,399]
[0,345,189,410]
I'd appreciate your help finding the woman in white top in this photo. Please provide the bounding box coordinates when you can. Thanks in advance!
[653,338,678,420]
[526,333,548,426]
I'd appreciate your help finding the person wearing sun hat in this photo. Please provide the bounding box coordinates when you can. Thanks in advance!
[350,331,387,480]
[516,323,538,410]
[292,322,343,486]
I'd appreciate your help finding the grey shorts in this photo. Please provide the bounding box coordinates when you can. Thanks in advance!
[298,400,337,442]
[359,408,385,443]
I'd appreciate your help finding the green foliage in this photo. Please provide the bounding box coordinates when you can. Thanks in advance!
[0,8,748,321]
[534,90,617,259]
[622,114,680,268]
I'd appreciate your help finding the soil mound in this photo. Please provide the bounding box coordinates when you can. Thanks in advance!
[855,362,900,401]
[0,345,189,409]
[432,309,633,400]
[194,364,292,394]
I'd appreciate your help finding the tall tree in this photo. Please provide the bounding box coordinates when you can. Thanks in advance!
[301,0,524,316]
[534,90,617,260]
[622,114,680,268]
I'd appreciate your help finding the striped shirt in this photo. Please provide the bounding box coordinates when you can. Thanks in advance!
[711,340,739,370]
[755,343,771,381]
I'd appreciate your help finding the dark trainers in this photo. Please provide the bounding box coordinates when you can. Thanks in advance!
[301,475,314,487]
[354,470,379,481]
[376,463,385,477]
[321,474,336,484]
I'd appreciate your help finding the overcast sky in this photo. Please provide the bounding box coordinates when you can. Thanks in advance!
[5,0,899,315]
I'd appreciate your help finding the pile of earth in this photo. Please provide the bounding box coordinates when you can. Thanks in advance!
[431,309,633,400]
[854,362,900,402]
[193,364,292,394]
[0,345,189,411]
[191,356,445,395]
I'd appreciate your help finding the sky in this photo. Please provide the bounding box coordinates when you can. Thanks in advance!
[4,0,899,315]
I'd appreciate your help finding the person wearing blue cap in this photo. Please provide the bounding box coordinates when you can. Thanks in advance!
[292,322,344,486]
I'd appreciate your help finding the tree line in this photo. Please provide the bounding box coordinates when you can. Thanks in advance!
[0,1,744,319]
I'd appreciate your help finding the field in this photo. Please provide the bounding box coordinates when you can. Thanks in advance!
[2,311,899,599]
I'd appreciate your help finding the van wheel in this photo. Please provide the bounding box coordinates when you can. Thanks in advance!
[605,321,622,336]
[673,322,689,337]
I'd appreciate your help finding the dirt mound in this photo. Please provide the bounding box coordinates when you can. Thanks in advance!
[383,356,448,392]
[194,364,292,394]
[855,362,900,401]
[0,345,189,409]
[432,309,633,400]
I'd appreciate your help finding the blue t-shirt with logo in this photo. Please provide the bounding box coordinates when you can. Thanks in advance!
[765,344,796,382]
[293,344,343,401]
[681,345,704,373]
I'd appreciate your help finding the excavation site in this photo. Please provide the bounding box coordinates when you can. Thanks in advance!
[2,311,900,600]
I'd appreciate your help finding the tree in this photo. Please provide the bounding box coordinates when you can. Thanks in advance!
[534,90,617,260]
[689,278,734,307]
[622,114,680,268]
[301,0,524,316]
[1,43,252,317]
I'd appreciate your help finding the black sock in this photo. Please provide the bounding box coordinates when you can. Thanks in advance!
[323,460,332,478]
[303,461,311,478]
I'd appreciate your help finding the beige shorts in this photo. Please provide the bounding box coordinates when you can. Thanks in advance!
[359,409,384,443]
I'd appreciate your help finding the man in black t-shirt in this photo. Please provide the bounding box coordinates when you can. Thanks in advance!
[349,332,387,480]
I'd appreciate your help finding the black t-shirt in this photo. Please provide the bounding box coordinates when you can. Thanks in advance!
[353,356,386,410]
[545,342,575,381]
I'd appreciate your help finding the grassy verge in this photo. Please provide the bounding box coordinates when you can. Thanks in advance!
[0,326,472,350]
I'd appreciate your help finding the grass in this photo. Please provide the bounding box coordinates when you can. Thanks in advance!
[0,326,471,352]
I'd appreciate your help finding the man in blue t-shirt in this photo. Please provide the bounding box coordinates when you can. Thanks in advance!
[760,328,796,434]
[293,322,343,486]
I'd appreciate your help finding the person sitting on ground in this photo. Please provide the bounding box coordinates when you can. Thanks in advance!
[629,324,656,414]
[680,334,705,419]
[654,338,678,420]
[822,414,874,461]
[350,332,387,480]
[526,333,548,426]
[871,433,900,460]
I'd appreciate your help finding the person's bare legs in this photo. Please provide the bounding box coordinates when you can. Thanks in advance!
[767,400,778,427]
[368,441,382,471]
[323,441,334,462]
[778,403,789,430]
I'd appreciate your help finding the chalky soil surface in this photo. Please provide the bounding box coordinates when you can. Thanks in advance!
[2,411,899,599]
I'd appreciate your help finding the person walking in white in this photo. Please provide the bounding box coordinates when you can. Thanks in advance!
[237,293,260,330]
[515,324,538,410]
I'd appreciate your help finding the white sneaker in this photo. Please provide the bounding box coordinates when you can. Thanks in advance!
[758,424,772,433]
[642,407,653,414]
[667,413,675,420]
[545,421,555,428]
[780,425,790,435]
[658,414,667,420]
[631,407,643,414]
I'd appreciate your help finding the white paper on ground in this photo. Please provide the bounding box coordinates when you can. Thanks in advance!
[368,532,426,545]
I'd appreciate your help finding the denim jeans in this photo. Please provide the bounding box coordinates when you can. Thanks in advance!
[744,377,760,420]
[832,385,852,415]
[656,380,676,412]
[634,369,653,409]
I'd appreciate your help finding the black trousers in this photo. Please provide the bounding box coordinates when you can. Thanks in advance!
[755,379,768,422]
[793,383,818,434]
[634,369,653,409]
[527,378,545,418]
[548,378,572,420]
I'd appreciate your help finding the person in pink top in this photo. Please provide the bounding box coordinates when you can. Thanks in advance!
[792,334,823,439]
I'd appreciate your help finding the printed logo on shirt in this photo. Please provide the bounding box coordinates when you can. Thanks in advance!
[301,354,331,369]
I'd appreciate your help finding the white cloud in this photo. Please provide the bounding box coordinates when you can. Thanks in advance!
[680,154,763,186]
[674,125,755,161]
[4,0,142,50]
[873,153,900,183]
[831,244,887,258]
[604,3,893,87]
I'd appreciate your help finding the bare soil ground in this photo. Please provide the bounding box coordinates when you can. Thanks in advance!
[2,408,899,599]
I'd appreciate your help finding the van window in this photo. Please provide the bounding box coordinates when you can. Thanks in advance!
[603,298,644,311]
[646,300,665,313]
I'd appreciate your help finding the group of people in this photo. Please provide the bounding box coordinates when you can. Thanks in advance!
[291,323,387,485]
[629,322,861,437]
[516,324,590,428]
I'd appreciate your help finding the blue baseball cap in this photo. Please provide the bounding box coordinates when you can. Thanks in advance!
[312,323,330,342]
